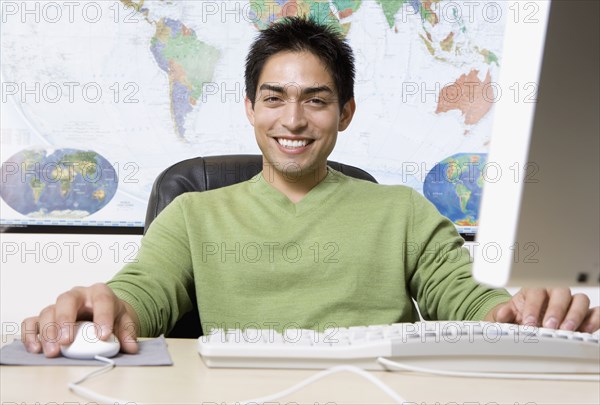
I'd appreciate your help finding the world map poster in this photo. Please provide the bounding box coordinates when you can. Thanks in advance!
[1,0,511,232]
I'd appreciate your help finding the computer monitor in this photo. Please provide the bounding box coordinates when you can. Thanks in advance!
[472,0,599,287]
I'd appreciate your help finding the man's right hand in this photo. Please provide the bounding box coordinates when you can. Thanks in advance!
[21,283,140,357]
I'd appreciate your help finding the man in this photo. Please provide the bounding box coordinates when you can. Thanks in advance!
[23,17,599,357]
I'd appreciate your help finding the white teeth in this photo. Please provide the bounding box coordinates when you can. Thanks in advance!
[277,138,309,149]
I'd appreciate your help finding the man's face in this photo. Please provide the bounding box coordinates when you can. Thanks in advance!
[245,51,355,181]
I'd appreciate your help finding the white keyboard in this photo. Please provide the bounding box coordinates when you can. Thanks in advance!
[197,321,600,373]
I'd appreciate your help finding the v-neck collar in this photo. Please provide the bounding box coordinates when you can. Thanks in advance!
[249,167,345,216]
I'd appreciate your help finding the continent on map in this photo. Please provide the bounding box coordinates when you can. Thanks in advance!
[477,47,500,66]
[150,18,220,139]
[250,0,359,35]
[51,151,100,198]
[375,0,407,28]
[435,69,494,126]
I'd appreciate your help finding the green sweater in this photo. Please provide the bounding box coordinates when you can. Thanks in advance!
[108,168,510,337]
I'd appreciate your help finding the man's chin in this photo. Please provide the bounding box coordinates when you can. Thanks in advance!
[263,157,325,183]
[264,158,304,179]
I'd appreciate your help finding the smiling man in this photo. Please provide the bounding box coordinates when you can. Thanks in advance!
[22,17,599,357]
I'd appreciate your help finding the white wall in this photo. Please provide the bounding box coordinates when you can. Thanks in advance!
[1,234,598,333]
[0,233,142,333]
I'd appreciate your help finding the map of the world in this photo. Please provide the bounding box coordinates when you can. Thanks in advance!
[1,0,508,232]
[0,148,118,219]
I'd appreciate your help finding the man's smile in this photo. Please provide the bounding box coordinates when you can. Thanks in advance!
[275,137,315,150]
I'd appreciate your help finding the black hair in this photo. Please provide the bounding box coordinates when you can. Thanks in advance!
[245,16,355,112]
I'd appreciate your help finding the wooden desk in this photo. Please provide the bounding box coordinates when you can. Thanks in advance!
[2,337,599,404]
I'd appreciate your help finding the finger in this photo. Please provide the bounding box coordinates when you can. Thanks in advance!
[116,312,139,354]
[497,289,528,324]
[54,288,86,344]
[559,293,591,331]
[90,284,117,340]
[493,302,518,323]
[542,288,574,329]
[37,305,61,358]
[520,288,549,326]
[578,307,600,333]
[21,317,41,353]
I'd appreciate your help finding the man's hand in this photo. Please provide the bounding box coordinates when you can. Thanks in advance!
[485,288,600,333]
[21,283,140,357]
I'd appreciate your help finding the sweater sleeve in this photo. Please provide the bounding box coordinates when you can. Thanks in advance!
[107,196,195,337]
[405,189,511,321]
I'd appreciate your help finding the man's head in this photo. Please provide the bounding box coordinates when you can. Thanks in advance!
[245,16,355,112]
[244,16,357,190]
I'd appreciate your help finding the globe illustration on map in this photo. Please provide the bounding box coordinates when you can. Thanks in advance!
[0,148,118,218]
[423,153,487,227]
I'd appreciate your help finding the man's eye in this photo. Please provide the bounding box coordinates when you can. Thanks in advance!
[308,98,326,105]
[264,97,281,103]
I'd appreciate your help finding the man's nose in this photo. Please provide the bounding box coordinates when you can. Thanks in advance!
[281,98,308,131]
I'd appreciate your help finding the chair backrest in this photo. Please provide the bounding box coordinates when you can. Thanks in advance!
[144,154,378,337]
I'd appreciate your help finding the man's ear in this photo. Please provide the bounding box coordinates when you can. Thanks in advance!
[244,97,255,127]
[338,98,356,132]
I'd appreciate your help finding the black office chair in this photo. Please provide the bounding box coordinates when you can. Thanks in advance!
[144,154,378,338]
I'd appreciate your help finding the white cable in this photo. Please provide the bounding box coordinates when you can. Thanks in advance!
[68,384,138,405]
[67,355,143,405]
[234,365,406,405]
[70,356,115,385]
[67,358,406,404]
[377,357,600,382]
[67,356,598,405]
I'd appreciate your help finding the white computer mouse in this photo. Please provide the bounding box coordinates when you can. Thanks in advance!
[60,321,120,359]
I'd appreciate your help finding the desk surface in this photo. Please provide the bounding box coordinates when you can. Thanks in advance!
[2,337,599,404]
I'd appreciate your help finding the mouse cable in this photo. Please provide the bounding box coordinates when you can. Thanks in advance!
[377,357,600,382]
[68,355,139,405]
[67,359,407,404]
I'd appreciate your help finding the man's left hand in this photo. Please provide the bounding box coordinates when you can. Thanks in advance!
[485,288,600,333]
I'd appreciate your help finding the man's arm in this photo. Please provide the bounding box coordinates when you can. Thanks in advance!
[107,195,196,337]
[405,190,599,331]
[406,189,512,322]
[23,194,196,356]
[485,287,600,332]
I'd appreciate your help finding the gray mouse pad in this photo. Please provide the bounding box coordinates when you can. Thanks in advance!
[0,336,173,366]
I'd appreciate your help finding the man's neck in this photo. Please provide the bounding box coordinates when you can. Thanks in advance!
[262,164,328,204]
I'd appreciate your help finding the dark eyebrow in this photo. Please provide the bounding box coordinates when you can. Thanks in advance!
[258,83,335,97]
[303,85,334,96]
